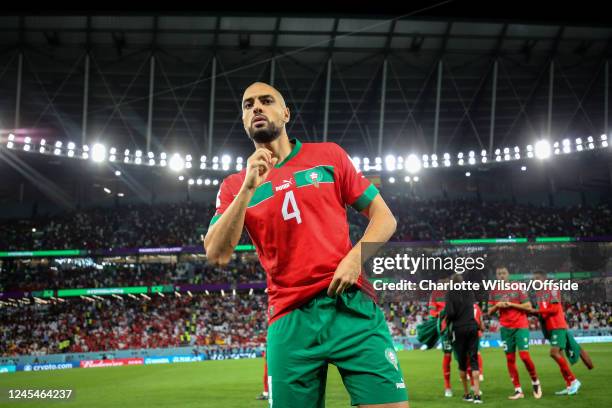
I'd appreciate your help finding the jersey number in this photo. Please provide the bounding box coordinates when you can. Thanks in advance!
[281,191,302,224]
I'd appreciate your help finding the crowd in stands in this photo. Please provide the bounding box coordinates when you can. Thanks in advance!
[1,197,611,357]
[1,293,267,358]
[0,258,265,292]
[2,199,612,251]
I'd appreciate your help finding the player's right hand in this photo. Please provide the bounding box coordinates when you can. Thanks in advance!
[243,148,278,191]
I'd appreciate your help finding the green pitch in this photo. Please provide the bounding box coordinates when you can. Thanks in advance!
[0,344,610,407]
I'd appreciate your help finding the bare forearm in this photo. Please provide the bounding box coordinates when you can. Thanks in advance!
[350,206,397,265]
[204,186,254,264]
[508,302,534,313]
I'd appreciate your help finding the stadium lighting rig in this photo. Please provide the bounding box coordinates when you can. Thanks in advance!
[1,133,609,182]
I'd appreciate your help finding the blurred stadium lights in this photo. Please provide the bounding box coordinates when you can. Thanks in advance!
[1,134,609,181]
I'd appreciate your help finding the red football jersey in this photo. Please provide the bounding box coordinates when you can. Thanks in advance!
[535,288,567,330]
[428,290,446,318]
[488,289,529,329]
[474,303,483,337]
[209,139,379,323]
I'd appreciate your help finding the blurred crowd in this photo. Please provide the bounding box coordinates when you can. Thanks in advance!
[2,199,612,251]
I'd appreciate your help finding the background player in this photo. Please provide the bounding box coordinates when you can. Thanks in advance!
[488,266,542,400]
[532,270,594,395]
[428,277,453,397]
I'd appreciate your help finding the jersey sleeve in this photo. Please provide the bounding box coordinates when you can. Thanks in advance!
[209,179,234,227]
[333,143,379,211]
[518,290,528,303]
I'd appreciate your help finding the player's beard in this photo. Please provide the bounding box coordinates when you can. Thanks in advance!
[247,121,282,144]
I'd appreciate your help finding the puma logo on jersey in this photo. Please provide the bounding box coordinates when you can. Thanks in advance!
[275,179,293,191]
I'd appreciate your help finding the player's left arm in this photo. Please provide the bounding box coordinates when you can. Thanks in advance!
[506,301,535,313]
[327,194,397,296]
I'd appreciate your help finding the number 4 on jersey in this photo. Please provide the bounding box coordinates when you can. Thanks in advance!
[281,190,302,224]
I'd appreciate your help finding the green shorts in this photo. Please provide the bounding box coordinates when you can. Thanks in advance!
[440,332,453,353]
[500,327,530,353]
[550,329,568,349]
[267,288,408,408]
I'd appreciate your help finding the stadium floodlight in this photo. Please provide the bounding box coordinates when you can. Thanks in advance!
[413,176,419,182]
[364,164,371,171]
[385,155,396,171]
[575,138,582,145]
[562,139,570,146]
[40,139,46,146]
[212,156,219,163]
[148,152,154,159]
[468,157,476,165]
[24,136,31,144]
[444,160,451,167]
[587,136,594,143]
[534,140,551,159]
[577,144,584,151]
[196,179,203,185]
[212,163,219,170]
[504,154,511,161]
[458,159,464,166]
[469,150,475,157]
[55,141,62,148]
[514,153,520,160]
[8,133,15,141]
[40,146,45,153]
[431,154,437,161]
[124,156,130,163]
[503,147,510,154]
[115,170,121,176]
[178,175,184,181]
[514,146,519,153]
[135,157,142,165]
[169,153,185,172]
[465,172,471,177]
[375,157,382,164]
[603,141,609,148]
[160,160,167,167]
[526,144,533,151]
[457,152,463,159]
[32,228,36,232]
[67,149,73,157]
[160,152,167,160]
[481,157,487,163]
[405,154,421,174]
[200,155,206,162]
[521,166,527,171]
[67,141,75,150]
[205,178,211,185]
[7,141,14,149]
[588,143,594,150]
[103,188,111,194]
[109,155,116,162]
[495,156,501,162]
[221,154,231,165]
[54,148,61,155]
[527,151,535,158]
[363,157,370,165]
[117,193,124,198]
[431,161,438,168]
[494,148,500,155]
[563,145,571,154]
[404,176,411,183]
[23,144,31,151]
[397,156,403,163]
[186,154,192,162]
[600,134,607,141]
[481,150,486,157]
[200,163,206,170]
[236,156,243,164]
[443,153,450,160]
[82,152,89,159]
[109,147,117,155]
[236,164,242,171]
[188,179,195,185]
[148,159,155,166]
[397,163,403,170]
[554,148,560,155]
[213,179,219,186]
[388,177,395,183]
[222,164,229,171]
[124,149,130,156]
[92,143,106,162]
[135,150,142,158]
